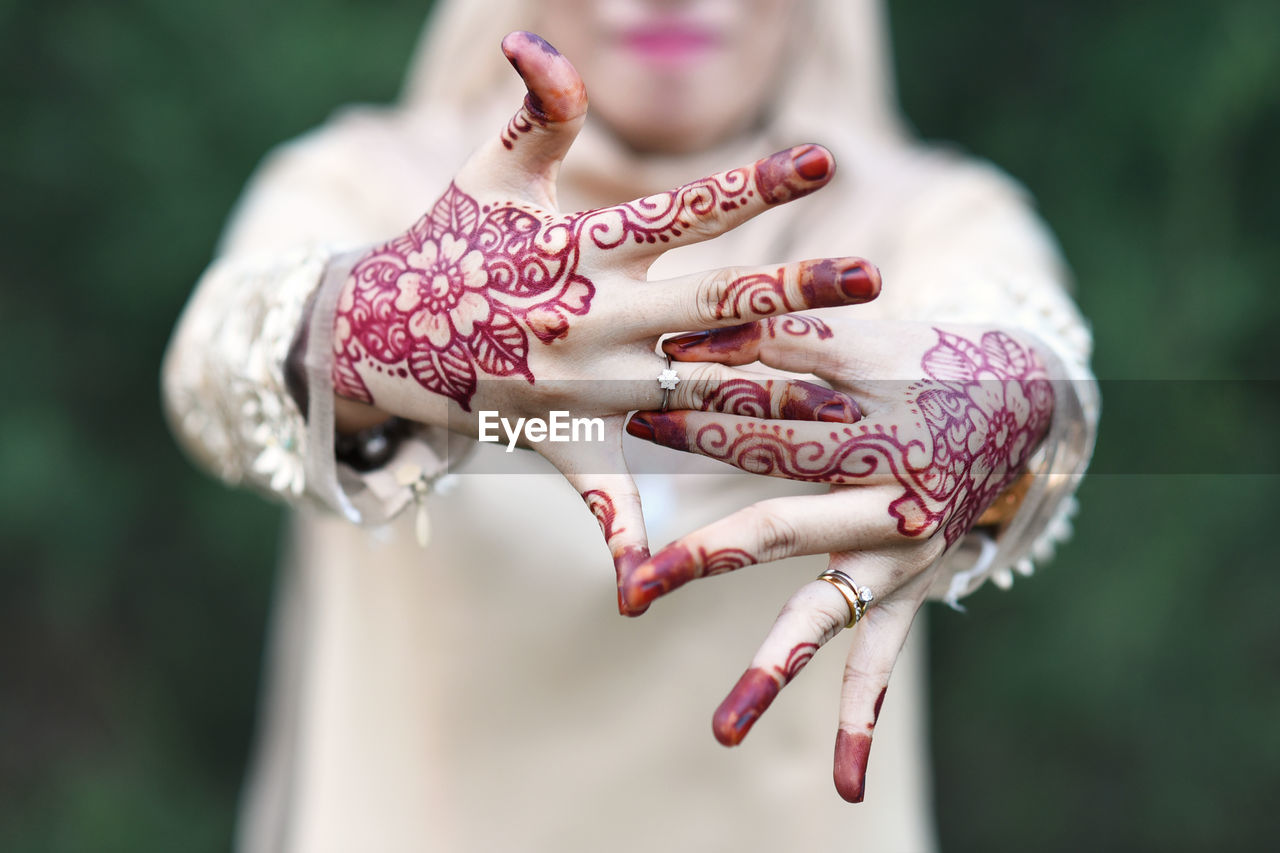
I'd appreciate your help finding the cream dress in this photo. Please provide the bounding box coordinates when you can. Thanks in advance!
[163,1,1098,850]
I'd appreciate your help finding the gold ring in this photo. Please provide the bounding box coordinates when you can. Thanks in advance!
[817,568,875,629]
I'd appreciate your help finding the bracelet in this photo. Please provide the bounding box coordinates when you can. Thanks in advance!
[335,417,412,472]
[975,470,1035,531]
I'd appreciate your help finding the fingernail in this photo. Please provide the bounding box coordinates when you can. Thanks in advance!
[816,400,858,423]
[624,545,693,609]
[792,146,830,181]
[626,413,655,442]
[839,262,880,301]
[614,546,652,617]
[713,668,780,746]
[663,331,710,352]
[834,730,872,803]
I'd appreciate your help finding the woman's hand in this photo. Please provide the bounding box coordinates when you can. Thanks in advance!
[620,315,1056,799]
[329,32,880,610]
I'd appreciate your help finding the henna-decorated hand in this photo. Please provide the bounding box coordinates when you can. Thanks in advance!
[330,32,881,611]
[620,317,1055,800]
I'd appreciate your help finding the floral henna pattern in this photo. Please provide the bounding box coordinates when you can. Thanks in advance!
[648,329,1054,550]
[713,641,819,746]
[333,183,593,409]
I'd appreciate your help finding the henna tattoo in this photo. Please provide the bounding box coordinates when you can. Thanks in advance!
[834,730,873,803]
[500,110,537,150]
[696,379,859,422]
[663,313,834,357]
[713,260,877,323]
[620,543,752,612]
[768,315,833,340]
[335,147,831,412]
[713,641,819,746]
[582,488,623,540]
[333,183,593,409]
[642,330,1054,548]
[776,641,819,683]
[499,32,568,149]
[872,686,887,727]
[713,669,776,746]
[700,379,773,418]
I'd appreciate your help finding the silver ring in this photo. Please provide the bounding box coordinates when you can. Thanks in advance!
[657,355,680,412]
[817,568,875,628]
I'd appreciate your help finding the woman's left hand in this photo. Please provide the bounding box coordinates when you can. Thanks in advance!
[620,314,1056,802]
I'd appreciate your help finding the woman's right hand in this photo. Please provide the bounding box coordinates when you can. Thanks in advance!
[330,31,881,610]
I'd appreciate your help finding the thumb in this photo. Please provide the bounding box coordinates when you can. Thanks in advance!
[490,31,588,204]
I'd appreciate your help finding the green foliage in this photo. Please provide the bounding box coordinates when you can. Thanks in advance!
[893,1,1280,849]
[2,1,1275,850]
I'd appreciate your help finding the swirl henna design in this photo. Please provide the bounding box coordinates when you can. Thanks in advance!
[714,261,877,323]
[624,329,1055,610]
[769,315,834,340]
[699,378,861,422]
[713,642,820,746]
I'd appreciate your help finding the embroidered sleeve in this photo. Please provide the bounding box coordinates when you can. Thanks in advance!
[886,164,1100,604]
[161,111,471,523]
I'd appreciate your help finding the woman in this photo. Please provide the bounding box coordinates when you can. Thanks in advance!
[163,0,1097,849]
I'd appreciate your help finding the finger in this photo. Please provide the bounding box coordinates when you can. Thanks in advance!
[662,364,861,423]
[575,144,836,263]
[710,579,852,746]
[581,351,860,422]
[616,486,902,613]
[544,421,652,616]
[624,257,878,335]
[832,566,927,803]
[663,316,846,375]
[624,409,917,488]
[477,32,588,203]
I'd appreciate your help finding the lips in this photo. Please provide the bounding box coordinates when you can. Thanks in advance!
[619,23,720,63]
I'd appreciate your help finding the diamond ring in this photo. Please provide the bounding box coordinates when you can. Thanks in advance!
[817,568,875,628]
[658,356,680,412]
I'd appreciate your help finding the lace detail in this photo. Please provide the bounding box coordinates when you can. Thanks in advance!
[163,246,329,506]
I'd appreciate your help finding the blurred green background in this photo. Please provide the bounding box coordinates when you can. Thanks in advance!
[2,0,1277,850]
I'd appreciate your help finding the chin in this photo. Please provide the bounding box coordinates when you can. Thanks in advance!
[597,107,745,156]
